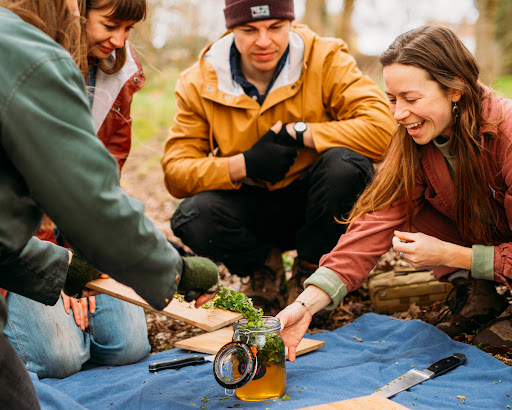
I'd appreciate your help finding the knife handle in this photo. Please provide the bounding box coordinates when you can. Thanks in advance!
[148,355,206,372]
[427,353,466,378]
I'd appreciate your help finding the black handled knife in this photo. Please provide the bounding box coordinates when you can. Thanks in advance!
[374,353,466,398]
[148,354,215,372]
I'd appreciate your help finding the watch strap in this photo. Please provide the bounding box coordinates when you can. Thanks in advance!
[296,130,304,149]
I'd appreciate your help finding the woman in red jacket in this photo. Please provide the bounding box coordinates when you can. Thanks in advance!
[278,25,512,361]
[4,0,150,379]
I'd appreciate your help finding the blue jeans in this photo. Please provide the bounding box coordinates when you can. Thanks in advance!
[4,293,150,379]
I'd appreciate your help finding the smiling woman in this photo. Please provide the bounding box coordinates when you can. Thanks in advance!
[85,4,138,59]
[278,24,512,356]
[383,63,462,145]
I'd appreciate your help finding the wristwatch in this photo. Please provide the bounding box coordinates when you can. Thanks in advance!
[293,121,307,149]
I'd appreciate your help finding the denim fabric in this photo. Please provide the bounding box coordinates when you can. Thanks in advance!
[4,293,150,379]
[171,147,373,275]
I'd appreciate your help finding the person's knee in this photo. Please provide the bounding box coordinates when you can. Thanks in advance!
[35,347,84,379]
[171,193,217,238]
[104,338,150,366]
[89,300,150,366]
[320,147,374,185]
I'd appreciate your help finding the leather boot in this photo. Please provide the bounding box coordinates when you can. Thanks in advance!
[239,248,286,315]
[436,278,506,337]
[473,304,512,347]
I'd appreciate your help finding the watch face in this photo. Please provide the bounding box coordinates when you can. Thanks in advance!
[294,121,307,133]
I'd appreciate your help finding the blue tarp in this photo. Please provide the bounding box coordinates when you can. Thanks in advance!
[33,313,512,409]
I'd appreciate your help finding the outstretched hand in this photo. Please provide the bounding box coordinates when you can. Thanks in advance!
[276,302,312,362]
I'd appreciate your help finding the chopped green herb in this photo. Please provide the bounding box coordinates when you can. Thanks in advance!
[282,395,291,401]
[212,286,263,325]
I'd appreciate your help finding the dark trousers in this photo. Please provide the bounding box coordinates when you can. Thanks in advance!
[0,335,40,409]
[171,147,374,276]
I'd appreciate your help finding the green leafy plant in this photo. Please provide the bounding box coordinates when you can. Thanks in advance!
[210,286,285,368]
[211,286,264,326]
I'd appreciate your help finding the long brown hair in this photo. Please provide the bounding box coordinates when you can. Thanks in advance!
[347,25,495,245]
[0,0,82,64]
[79,0,146,74]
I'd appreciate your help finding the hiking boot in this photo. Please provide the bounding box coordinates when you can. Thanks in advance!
[473,304,512,347]
[436,278,506,337]
[286,258,319,305]
[239,248,286,314]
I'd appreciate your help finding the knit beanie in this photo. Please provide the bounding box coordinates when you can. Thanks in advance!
[224,0,295,29]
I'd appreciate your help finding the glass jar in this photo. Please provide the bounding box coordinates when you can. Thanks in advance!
[213,316,286,401]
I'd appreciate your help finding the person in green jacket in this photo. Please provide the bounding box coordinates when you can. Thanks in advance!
[0,1,218,408]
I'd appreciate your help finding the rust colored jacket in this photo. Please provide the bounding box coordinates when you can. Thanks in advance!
[161,24,396,198]
[309,90,512,308]
[92,42,144,171]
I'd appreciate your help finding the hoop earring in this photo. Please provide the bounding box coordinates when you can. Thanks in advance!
[452,102,459,119]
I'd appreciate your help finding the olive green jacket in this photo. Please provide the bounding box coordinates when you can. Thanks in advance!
[0,8,181,344]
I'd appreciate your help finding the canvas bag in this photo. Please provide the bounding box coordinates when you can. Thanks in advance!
[367,269,453,314]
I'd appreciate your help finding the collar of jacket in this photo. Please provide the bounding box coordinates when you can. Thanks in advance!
[91,41,143,133]
[198,25,310,110]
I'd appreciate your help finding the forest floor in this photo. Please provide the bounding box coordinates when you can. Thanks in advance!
[120,136,512,366]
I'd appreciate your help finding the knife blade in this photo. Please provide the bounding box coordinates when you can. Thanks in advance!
[374,352,466,398]
[148,354,216,372]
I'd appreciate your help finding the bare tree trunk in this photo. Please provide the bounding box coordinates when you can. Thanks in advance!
[335,0,357,53]
[303,0,327,36]
[475,0,500,84]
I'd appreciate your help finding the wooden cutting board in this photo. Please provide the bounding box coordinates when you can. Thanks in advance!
[175,326,325,358]
[86,278,243,332]
[298,394,408,409]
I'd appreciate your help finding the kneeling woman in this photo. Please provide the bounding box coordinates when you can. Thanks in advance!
[278,25,512,360]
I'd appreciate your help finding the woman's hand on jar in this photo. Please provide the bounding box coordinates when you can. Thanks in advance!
[276,302,311,362]
[277,285,332,362]
[392,231,472,270]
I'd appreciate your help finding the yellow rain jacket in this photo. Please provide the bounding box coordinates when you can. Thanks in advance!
[162,24,396,198]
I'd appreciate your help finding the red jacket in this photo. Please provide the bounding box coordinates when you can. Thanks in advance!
[92,41,144,171]
[319,89,512,294]
[34,42,144,247]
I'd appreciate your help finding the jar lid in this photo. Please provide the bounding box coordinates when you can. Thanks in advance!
[213,341,258,389]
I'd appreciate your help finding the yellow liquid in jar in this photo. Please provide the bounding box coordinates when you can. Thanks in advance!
[235,363,286,401]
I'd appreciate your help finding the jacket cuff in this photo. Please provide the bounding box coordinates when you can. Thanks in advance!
[471,245,495,280]
[303,266,347,310]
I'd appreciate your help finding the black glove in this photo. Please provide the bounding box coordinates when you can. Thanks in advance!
[275,123,298,147]
[64,255,102,298]
[178,256,219,302]
[243,129,298,184]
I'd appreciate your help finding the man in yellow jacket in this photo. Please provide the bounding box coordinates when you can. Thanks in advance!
[161,0,396,313]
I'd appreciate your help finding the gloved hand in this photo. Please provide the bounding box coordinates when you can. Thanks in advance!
[243,129,298,183]
[275,123,298,147]
[178,256,219,302]
[64,255,102,298]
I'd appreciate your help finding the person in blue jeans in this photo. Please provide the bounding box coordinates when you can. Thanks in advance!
[4,0,151,379]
